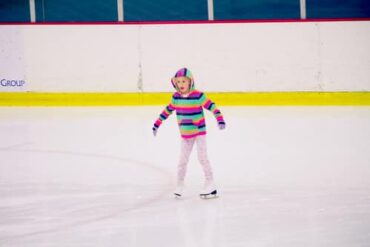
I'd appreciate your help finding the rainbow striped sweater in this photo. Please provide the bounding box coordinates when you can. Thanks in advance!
[154,90,225,139]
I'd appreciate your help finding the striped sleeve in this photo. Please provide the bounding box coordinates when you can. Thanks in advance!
[154,102,175,128]
[200,93,225,124]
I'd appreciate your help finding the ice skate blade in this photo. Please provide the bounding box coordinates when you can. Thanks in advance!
[200,190,218,200]
[200,194,218,200]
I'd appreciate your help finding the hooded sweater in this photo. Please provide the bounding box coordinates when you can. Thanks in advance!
[154,68,225,139]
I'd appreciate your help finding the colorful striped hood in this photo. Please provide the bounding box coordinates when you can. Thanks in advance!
[171,68,195,92]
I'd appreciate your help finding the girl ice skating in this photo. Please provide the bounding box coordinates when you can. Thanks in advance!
[152,68,225,199]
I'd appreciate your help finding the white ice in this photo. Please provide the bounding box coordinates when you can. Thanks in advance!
[1,106,370,247]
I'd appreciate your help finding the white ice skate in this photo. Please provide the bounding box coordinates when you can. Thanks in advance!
[174,182,184,199]
[200,181,218,199]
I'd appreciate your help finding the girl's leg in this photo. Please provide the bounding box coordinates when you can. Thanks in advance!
[196,135,214,182]
[177,137,195,182]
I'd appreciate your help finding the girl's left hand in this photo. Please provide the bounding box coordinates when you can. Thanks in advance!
[218,122,226,130]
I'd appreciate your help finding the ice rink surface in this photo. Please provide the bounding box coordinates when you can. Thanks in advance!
[1,106,370,247]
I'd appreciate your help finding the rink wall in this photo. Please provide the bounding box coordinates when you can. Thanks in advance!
[1,20,370,105]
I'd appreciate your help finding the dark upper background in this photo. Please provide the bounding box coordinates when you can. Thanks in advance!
[0,0,369,23]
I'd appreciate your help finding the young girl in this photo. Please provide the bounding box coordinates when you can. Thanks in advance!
[152,68,225,199]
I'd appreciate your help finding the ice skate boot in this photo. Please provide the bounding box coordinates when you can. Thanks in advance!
[200,181,218,199]
[174,181,184,199]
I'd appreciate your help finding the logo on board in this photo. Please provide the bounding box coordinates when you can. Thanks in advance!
[0,79,26,87]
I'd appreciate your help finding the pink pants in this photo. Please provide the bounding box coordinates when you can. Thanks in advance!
[177,135,214,182]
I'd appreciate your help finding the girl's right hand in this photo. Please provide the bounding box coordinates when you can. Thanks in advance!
[152,126,158,136]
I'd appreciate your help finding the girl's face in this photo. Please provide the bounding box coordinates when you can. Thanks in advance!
[175,77,191,95]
